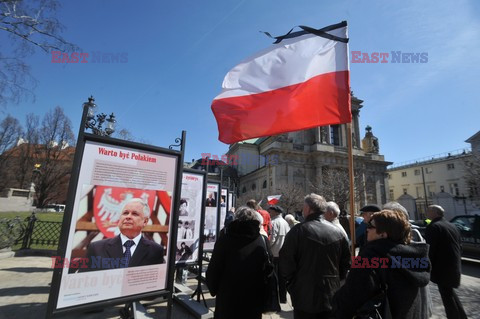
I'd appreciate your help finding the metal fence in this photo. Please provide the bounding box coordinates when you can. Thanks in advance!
[0,213,62,250]
[0,217,26,249]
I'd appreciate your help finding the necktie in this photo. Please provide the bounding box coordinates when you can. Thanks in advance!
[123,240,135,267]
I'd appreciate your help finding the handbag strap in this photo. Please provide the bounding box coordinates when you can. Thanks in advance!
[260,235,272,263]
[373,268,392,319]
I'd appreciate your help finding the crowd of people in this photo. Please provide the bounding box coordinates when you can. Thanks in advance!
[205,194,467,319]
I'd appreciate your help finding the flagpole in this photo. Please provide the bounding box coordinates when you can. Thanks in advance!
[347,122,356,257]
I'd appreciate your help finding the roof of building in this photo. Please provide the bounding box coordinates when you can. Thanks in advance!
[465,130,480,143]
[387,148,471,171]
[2,143,75,161]
[234,137,268,145]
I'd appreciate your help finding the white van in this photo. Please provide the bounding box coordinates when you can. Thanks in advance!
[42,204,66,213]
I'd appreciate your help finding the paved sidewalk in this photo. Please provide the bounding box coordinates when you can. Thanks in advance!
[1,254,480,318]
[0,254,294,319]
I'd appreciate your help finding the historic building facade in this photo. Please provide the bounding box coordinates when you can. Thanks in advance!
[387,130,480,220]
[225,95,391,213]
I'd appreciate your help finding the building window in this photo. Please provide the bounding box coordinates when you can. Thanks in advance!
[449,183,459,196]
[416,186,423,198]
[401,172,407,177]
[403,188,408,195]
[330,125,341,146]
[427,185,435,197]
[414,169,420,176]
[447,163,455,170]
[425,167,432,174]
[388,174,392,179]
[440,185,445,192]
[251,183,256,190]
[389,189,394,200]
[262,180,267,189]
[242,186,246,194]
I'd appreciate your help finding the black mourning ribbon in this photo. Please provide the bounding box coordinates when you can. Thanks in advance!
[261,21,348,44]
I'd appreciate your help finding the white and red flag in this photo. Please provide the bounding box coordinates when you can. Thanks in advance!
[211,21,351,144]
[267,195,282,205]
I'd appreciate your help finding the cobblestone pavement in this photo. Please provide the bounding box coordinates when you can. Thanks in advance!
[0,254,479,319]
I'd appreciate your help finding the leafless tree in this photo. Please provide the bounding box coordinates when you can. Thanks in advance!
[309,167,366,212]
[237,183,304,215]
[0,0,78,106]
[13,113,39,189]
[0,114,21,154]
[0,114,22,189]
[273,183,305,215]
[463,153,480,205]
[115,128,136,141]
[33,106,75,206]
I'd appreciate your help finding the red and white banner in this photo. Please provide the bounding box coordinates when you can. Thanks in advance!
[267,195,282,205]
[212,21,351,144]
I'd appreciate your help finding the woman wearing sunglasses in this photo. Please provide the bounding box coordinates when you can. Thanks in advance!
[334,210,431,319]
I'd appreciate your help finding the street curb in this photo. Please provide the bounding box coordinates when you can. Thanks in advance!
[0,250,15,259]
[14,249,57,257]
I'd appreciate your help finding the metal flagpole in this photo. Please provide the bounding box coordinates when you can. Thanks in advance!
[347,122,356,257]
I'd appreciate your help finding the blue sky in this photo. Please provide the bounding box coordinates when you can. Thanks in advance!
[1,0,479,165]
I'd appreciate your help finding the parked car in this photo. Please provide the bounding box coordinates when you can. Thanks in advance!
[410,220,427,238]
[450,215,480,259]
[36,204,66,213]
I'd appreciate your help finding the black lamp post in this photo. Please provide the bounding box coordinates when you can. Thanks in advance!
[82,96,116,136]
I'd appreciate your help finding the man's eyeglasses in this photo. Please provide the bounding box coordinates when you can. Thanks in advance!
[367,222,376,229]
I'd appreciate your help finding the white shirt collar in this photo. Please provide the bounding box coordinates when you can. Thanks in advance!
[120,233,142,247]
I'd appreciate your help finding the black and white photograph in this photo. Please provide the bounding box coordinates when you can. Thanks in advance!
[177,219,195,240]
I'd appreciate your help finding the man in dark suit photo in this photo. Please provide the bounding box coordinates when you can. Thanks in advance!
[83,198,165,271]
[205,192,217,207]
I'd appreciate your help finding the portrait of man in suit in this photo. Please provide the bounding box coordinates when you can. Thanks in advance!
[83,198,165,271]
[205,192,217,207]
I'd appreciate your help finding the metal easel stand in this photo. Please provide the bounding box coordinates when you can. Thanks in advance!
[190,269,208,307]
[119,301,156,319]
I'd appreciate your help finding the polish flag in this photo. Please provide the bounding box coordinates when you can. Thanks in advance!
[211,21,351,144]
[267,195,282,205]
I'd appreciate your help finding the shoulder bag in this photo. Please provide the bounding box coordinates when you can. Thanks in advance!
[354,269,392,319]
[260,235,281,313]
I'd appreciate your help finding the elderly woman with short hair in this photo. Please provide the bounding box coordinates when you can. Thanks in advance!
[206,206,269,319]
[334,210,431,319]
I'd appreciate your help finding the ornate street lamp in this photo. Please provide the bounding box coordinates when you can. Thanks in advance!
[82,96,116,136]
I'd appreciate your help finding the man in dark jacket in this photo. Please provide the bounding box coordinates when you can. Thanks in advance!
[425,205,467,319]
[279,193,351,319]
[356,204,381,248]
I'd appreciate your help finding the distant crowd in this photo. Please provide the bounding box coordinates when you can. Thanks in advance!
[205,194,467,319]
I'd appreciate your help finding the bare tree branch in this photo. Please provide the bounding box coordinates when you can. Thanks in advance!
[0,0,78,106]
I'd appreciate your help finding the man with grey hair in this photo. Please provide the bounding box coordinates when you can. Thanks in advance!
[324,201,348,239]
[425,204,466,318]
[383,201,410,219]
[83,198,165,271]
[383,201,424,242]
[280,194,350,318]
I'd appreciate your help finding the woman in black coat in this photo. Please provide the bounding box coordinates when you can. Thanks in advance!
[206,206,267,319]
[334,210,431,319]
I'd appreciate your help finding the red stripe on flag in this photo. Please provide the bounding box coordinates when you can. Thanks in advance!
[212,70,351,144]
[268,199,279,205]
